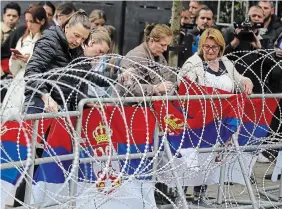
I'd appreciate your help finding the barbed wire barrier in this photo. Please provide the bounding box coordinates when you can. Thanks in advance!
[0,51,282,209]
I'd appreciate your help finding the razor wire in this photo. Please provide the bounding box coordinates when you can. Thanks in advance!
[0,50,282,209]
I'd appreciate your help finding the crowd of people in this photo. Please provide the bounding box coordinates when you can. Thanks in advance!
[0,0,282,206]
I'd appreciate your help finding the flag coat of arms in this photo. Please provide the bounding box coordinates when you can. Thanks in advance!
[77,106,157,209]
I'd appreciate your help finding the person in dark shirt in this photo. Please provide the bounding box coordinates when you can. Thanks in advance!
[258,0,282,43]
[222,5,274,94]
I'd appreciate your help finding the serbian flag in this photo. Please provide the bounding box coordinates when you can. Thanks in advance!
[0,119,52,209]
[154,96,242,150]
[153,92,245,187]
[177,78,280,146]
[154,78,244,152]
[79,106,156,180]
[238,97,279,145]
[76,106,156,209]
[31,117,77,205]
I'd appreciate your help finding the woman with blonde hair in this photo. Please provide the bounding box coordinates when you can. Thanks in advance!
[83,29,111,57]
[116,23,176,97]
[83,30,120,98]
[89,9,107,30]
[103,25,119,54]
[179,28,253,94]
[178,28,253,204]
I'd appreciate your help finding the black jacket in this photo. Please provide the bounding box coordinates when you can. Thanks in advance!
[178,26,201,67]
[222,26,274,93]
[266,15,282,43]
[1,25,26,59]
[24,26,117,107]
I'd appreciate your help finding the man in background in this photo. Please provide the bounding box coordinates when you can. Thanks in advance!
[190,7,214,54]
[181,8,193,26]
[1,2,21,44]
[188,0,206,19]
[178,6,214,67]
[258,0,282,43]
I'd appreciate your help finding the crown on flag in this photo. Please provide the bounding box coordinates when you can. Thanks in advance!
[92,122,113,144]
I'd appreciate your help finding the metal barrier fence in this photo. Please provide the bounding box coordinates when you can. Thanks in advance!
[1,93,282,209]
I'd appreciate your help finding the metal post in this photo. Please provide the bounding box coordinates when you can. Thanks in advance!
[216,0,221,25]
[24,120,39,204]
[231,0,234,24]
[68,104,84,207]
[245,1,249,19]
[232,133,259,209]
[78,93,282,104]
[163,136,188,209]
[275,0,278,15]
[279,169,282,201]
[152,124,160,181]
[217,152,226,205]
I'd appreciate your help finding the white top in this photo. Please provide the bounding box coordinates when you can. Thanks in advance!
[178,54,251,93]
[202,71,233,93]
[9,32,41,78]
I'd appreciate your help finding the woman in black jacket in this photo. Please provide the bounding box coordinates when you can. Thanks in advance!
[24,10,116,113]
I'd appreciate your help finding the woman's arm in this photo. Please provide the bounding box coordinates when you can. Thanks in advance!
[9,38,24,77]
[177,61,198,86]
[24,36,57,96]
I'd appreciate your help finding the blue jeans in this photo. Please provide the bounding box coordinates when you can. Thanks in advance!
[24,96,45,114]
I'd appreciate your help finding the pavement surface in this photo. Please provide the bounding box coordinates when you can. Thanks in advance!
[4,161,281,209]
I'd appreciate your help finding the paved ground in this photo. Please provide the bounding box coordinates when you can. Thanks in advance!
[5,162,281,209]
[158,161,281,209]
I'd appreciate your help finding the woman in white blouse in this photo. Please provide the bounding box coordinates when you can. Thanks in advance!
[178,28,253,94]
[2,4,47,116]
[177,28,253,204]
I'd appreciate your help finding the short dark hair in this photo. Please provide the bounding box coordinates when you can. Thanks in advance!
[198,1,206,5]
[196,6,213,18]
[3,2,21,16]
[38,1,56,15]
[55,2,77,16]
[259,0,274,8]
